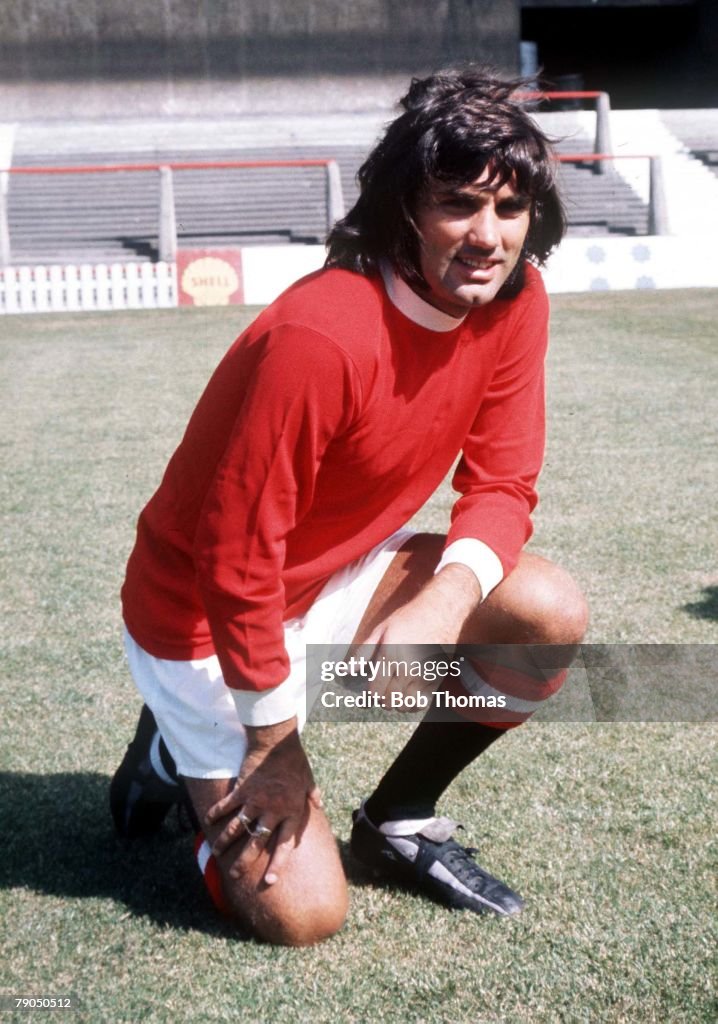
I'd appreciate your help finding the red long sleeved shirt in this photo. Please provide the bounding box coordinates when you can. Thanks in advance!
[121,264,549,695]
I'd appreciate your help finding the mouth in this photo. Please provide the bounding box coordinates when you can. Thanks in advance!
[454,254,502,273]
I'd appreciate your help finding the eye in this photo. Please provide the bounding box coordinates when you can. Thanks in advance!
[436,193,475,213]
[497,197,531,218]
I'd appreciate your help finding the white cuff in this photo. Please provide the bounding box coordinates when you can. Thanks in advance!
[228,671,305,727]
[435,538,504,602]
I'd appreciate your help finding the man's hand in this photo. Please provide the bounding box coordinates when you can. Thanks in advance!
[204,716,322,886]
[362,563,482,705]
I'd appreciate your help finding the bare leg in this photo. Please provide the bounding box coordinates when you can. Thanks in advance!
[354,533,588,648]
[347,533,589,917]
[184,777,348,947]
[184,535,586,942]
[354,531,588,817]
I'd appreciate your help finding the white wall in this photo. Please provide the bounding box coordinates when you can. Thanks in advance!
[239,237,718,306]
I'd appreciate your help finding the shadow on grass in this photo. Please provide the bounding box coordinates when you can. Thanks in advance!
[0,771,249,940]
[682,585,718,622]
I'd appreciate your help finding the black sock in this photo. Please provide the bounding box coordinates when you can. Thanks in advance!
[363,709,506,825]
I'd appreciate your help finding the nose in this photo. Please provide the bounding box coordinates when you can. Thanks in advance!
[466,207,500,251]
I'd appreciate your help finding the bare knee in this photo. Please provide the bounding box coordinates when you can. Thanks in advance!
[216,804,349,947]
[268,896,349,947]
[224,859,349,947]
[185,778,349,947]
[520,556,588,643]
[475,553,589,645]
[237,880,349,947]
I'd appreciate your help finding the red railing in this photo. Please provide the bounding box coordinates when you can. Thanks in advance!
[518,90,604,102]
[1,157,346,265]
[7,158,337,175]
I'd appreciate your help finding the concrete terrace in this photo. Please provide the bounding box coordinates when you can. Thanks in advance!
[2,96,718,266]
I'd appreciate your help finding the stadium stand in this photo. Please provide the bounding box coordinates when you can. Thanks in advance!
[1,105,655,266]
[5,142,649,265]
[5,148,362,263]
[660,109,718,180]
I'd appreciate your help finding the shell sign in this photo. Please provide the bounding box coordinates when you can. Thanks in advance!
[177,249,244,306]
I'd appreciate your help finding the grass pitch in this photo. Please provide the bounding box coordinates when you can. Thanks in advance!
[1,290,716,1023]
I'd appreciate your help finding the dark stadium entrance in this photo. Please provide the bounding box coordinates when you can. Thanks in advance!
[520,0,716,108]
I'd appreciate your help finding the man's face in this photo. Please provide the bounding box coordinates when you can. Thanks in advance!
[414,169,532,316]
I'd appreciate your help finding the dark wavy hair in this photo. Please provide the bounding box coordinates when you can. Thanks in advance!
[325,66,566,299]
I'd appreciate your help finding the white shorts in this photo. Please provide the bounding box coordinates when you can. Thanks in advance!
[123,528,415,780]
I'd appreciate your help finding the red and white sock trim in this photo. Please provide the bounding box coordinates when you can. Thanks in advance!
[194,833,231,916]
[445,654,569,728]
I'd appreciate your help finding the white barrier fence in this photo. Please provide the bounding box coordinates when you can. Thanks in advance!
[0,262,176,314]
[2,236,716,316]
